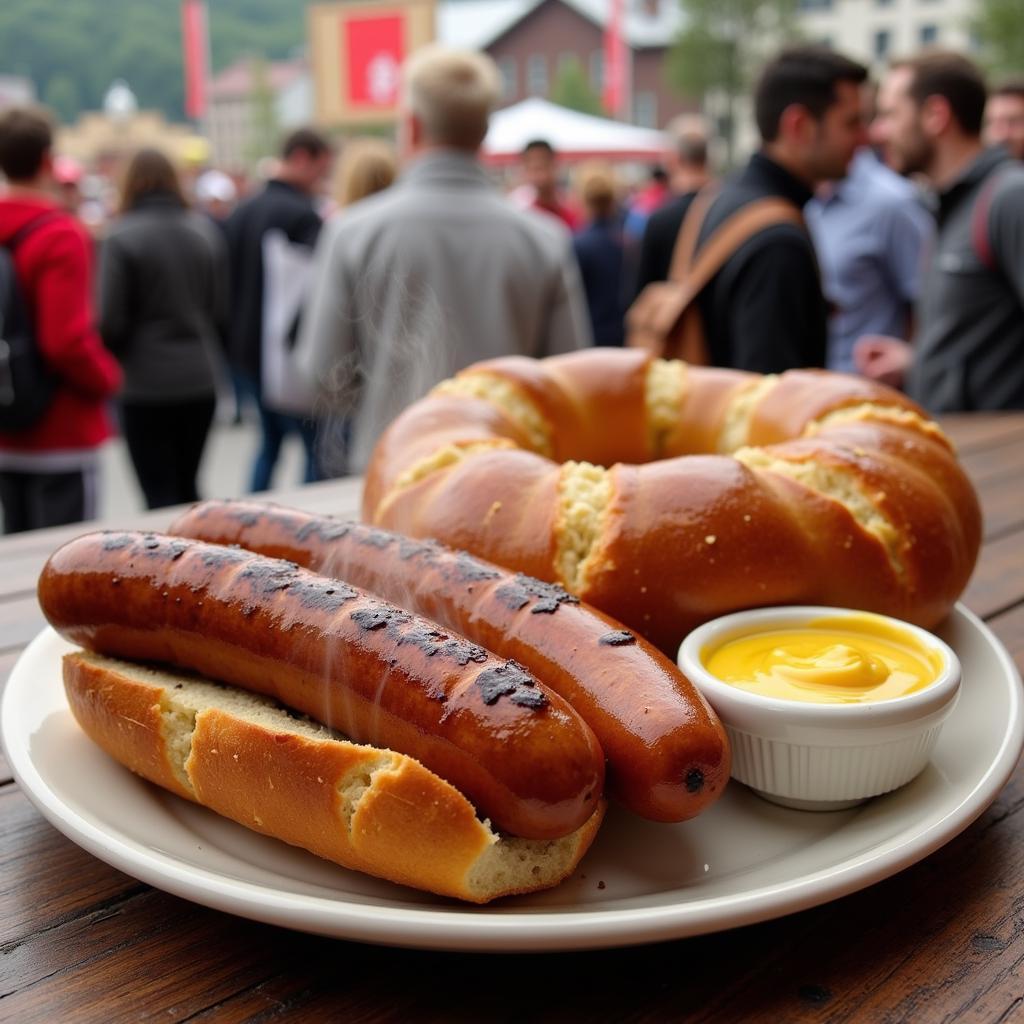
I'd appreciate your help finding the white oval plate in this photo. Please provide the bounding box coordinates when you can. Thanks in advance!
[3,606,1022,952]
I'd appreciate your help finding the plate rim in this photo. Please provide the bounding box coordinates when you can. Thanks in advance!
[3,606,1022,952]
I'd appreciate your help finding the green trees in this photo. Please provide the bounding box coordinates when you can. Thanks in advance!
[665,0,798,164]
[246,58,280,164]
[550,56,603,117]
[973,0,1024,80]
[42,74,78,125]
[0,0,306,123]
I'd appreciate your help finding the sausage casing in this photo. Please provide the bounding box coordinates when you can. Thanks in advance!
[38,531,605,839]
[170,500,730,821]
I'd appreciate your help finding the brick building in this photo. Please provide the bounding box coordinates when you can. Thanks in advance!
[204,57,313,170]
[439,0,697,128]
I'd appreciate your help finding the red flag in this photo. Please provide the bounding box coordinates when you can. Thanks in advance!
[181,0,210,120]
[603,0,626,117]
[345,14,405,109]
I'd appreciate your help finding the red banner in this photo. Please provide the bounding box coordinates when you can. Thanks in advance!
[345,14,405,108]
[181,0,209,120]
[603,0,626,117]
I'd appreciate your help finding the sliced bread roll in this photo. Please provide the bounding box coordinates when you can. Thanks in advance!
[63,651,605,904]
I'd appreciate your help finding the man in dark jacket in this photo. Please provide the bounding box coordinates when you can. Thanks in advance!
[634,47,868,373]
[858,52,1024,412]
[224,127,333,491]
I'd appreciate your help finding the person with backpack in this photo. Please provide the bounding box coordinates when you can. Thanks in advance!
[223,127,334,492]
[629,47,868,372]
[858,52,1024,412]
[0,106,121,534]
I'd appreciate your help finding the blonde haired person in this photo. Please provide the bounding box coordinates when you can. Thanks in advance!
[333,138,397,208]
[296,45,592,472]
[577,162,619,221]
[573,163,628,346]
[401,44,499,150]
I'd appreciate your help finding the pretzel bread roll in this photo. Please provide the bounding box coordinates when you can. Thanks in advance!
[459,350,656,464]
[169,501,731,823]
[362,350,982,654]
[39,531,605,839]
[360,394,535,521]
[63,651,604,903]
[377,448,563,582]
[663,366,759,456]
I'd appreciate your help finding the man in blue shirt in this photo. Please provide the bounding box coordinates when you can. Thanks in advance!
[632,46,868,373]
[806,146,933,373]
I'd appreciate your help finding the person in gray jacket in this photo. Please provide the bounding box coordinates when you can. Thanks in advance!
[99,148,228,508]
[296,46,592,473]
[858,52,1024,411]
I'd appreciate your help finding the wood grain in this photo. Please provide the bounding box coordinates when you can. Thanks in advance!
[962,529,1024,619]
[1,415,1022,1022]
[958,430,1024,486]
[0,593,46,654]
[0,788,142,944]
[6,778,1021,1024]
[941,413,1024,453]
[0,649,21,781]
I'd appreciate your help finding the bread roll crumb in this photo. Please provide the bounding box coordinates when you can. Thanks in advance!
[734,447,904,572]
[805,404,951,448]
[434,373,554,456]
[555,461,612,591]
[63,652,604,903]
[645,359,687,456]
[393,439,517,491]
[718,376,779,453]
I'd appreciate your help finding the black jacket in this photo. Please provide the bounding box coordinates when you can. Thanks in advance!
[573,216,628,346]
[224,179,322,383]
[99,193,228,403]
[634,153,827,372]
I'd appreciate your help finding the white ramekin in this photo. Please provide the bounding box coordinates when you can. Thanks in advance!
[677,606,962,811]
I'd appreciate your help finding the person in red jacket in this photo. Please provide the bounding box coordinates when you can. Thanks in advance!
[0,106,122,533]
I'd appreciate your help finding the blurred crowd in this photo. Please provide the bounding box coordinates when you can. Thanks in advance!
[2,43,1024,534]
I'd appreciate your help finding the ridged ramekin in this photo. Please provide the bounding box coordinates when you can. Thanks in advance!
[678,606,962,811]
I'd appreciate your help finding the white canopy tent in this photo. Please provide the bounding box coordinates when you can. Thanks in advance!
[482,98,669,165]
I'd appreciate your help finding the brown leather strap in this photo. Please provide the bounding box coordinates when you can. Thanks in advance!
[667,185,721,282]
[675,197,806,304]
[626,192,807,365]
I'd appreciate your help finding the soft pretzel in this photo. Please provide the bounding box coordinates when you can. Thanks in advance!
[362,349,981,655]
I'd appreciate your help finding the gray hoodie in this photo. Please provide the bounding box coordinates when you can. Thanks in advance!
[909,147,1024,412]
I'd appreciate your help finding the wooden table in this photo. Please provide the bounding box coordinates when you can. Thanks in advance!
[3,415,1024,1023]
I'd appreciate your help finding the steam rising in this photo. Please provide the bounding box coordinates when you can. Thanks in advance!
[313,250,455,476]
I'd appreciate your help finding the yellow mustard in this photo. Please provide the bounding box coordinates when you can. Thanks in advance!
[703,613,943,704]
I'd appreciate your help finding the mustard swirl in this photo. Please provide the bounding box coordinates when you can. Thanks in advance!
[703,614,943,704]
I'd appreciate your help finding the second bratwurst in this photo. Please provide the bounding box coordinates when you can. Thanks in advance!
[170,500,731,822]
[38,531,605,839]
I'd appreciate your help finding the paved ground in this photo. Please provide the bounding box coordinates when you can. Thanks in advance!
[0,414,307,533]
[100,413,307,521]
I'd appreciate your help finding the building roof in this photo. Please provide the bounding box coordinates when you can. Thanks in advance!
[209,57,308,100]
[438,0,684,51]
[437,0,529,50]
[204,2,678,102]
[482,96,668,163]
